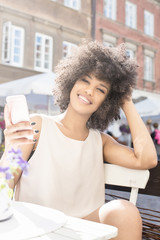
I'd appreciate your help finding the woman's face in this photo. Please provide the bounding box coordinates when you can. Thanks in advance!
[69,74,110,116]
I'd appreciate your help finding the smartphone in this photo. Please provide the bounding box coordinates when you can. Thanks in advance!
[6,95,33,140]
[6,95,30,124]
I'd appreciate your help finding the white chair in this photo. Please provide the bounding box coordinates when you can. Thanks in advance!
[104,163,150,205]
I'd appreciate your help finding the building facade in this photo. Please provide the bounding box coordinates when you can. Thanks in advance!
[94,0,160,101]
[0,0,160,101]
[0,0,91,83]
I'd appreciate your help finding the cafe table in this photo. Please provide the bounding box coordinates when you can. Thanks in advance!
[0,201,118,240]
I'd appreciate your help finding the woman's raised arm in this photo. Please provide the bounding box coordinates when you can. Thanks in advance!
[102,99,157,170]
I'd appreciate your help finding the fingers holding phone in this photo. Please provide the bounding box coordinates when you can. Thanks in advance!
[4,95,34,147]
[4,121,34,147]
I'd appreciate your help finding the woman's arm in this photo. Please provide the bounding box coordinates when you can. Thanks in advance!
[0,105,41,189]
[102,99,157,170]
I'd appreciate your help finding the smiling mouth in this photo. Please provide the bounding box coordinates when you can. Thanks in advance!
[77,94,92,104]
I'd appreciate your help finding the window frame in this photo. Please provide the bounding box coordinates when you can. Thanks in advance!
[103,34,117,47]
[144,55,154,82]
[144,10,154,37]
[62,41,77,58]
[64,0,80,10]
[126,49,135,59]
[103,42,114,47]
[2,21,24,67]
[125,42,137,60]
[103,0,117,20]
[125,1,137,29]
[34,32,53,72]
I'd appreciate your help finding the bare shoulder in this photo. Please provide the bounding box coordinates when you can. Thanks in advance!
[101,132,118,146]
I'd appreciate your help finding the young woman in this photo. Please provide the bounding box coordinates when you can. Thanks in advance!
[1,41,157,240]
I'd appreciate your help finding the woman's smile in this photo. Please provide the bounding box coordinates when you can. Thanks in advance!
[77,94,92,105]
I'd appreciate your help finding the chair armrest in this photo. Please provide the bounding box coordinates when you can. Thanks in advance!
[104,163,150,205]
[104,163,149,188]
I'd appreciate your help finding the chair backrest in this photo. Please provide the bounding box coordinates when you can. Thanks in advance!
[104,163,150,205]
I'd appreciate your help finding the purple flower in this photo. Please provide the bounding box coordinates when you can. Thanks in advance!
[16,157,29,176]
[8,148,22,155]
[0,167,10,173]
[5,171,13,180]
[0,148,29,182]
[22,164,29,176]
[7,148,22,162]
[0,167,13,180]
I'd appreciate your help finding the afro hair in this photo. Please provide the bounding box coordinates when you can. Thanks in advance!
[53,40,138,131]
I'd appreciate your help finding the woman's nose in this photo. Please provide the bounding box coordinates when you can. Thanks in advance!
[85,87,94,96]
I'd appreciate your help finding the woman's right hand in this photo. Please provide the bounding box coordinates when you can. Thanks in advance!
[4,104,35,148]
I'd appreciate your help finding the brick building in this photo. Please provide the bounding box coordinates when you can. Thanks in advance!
[0,0,91,83]
[93,0,160,101]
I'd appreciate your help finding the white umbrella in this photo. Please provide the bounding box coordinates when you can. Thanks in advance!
[134,98,160,117]
[0,72,55,96]
[120,97,160,119]
[0,72,59,115]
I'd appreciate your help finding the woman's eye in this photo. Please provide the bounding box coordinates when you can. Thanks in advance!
[97,88,105,94]
[81,78,89,83]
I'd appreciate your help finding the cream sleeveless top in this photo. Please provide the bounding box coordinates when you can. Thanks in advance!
[15,115,105,218]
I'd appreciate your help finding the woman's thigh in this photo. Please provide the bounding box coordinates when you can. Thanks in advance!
[83,205,101,222]
[83,199,142,240]
[83,199,141,222]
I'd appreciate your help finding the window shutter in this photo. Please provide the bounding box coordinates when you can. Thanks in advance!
[2,21,12,62]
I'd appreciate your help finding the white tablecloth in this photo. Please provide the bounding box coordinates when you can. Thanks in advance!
[0,201,67,240]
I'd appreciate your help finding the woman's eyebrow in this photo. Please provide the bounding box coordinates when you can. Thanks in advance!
[86,74,92,79]
[99,83,109,90]
[85,75,109,90]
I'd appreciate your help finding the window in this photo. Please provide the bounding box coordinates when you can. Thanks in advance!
[144,49,154,82]
[2,21,24,67]
[125,1,137,29]
[34,33,53,72]
[104,0,116,20]
[64,0,80,10]
[126,49,135,59]
[103,42,114,47]
[103,34,117,47]
[62,41,77,58]
[125,42,137,59]
[144,56,154,81]
[144,10,154,37]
